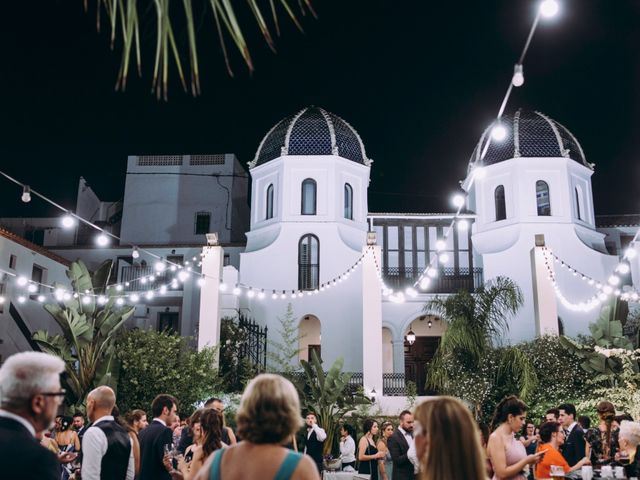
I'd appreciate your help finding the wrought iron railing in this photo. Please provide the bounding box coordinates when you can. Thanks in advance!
[119,266,182,292]
[383,373,406,396]
[383,267,483,292]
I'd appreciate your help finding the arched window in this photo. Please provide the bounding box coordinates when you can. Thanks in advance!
[266,184,274,220]
[298,234,319,290]
[536,180,551,216]
[494,185,506,221]
[575,187,582,221]
[301,179,317,215]
[344,183,353,220]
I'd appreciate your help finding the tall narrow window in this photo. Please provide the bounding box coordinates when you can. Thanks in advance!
[494,185,506,221]
[536,181,551,216]
[301,179,317,215]
[575,187,582,221]
[266,184,274,220]
[298,234,319,290]
[344,183,353,220]
[194,211,211,234]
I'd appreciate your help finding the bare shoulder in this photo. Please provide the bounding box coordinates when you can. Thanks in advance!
[192,452,215,480]
[291,455,321,480]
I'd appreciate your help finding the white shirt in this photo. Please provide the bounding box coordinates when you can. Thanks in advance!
[339,435,356,463]
[153,417,167,427]
[399,427,419,474]
[304,423,327,455]
[0,409,36,437]
[81,415,135,480]
[566,421,578,434]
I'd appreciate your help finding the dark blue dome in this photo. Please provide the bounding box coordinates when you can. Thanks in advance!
[469,110,591,169]
[250,107,370,168]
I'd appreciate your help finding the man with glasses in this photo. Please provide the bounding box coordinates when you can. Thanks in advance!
[0,351,67,479]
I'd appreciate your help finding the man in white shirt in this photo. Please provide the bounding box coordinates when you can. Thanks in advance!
[303,413,327,473]
[81,386,134,480]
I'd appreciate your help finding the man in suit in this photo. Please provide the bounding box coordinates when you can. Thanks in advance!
[81,386,135,479]
[558,403,586,467]
[138,394,178,480]
[303,412,327,473]
[388,410,417,480]
[0,351,68,480]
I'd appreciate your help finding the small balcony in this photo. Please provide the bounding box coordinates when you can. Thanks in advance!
[119,266,183,292]
[383,267,483,293]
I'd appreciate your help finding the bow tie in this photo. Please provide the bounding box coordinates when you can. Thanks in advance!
[405,431,413,439]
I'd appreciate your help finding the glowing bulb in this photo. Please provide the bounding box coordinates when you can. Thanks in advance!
[540,0,559,18]
[451,194,465,209]
[405,287,418,298]
[247,289,255,298]
[420,278,430,290]
[140,277,147,285]
[219,283,227,292]
[160,285,167,295]
[145,291,154,300]
[491,124,507,141]
[129,293,140,303]
[16,276,28,287]
[280,292,286,299]
[17,295,26,303]
[258,291,265,300]
[61,214,76,228]
[97,295,107,305]
[233,286,241,296]
[625,248,637,259]
[37,295,45,302]
[617,263,631,275]
[21,185,31,203]
[96,233,110,247]
[608,275,620,286]
[178,271,189,282]
[132,247,140,259]
[197,277,206,287]
[439,253,450,264]
[27,284,38,293]
[115,284,123,292]
[512,64,524,87]
[155,260,166,272]
[272,292,278,299]
[427,268,438,278]
[116,298,125,305]
[54,288,65,301]
[82,296,91,305]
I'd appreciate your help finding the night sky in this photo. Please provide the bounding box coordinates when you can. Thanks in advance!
[1,0,639,218]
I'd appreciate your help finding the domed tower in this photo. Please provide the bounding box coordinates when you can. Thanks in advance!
[465,109,617,340]
[238,107,372,372]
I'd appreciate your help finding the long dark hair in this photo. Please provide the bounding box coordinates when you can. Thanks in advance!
[597,401,616,459]
[200,409,223,458]
[491,396,528,431]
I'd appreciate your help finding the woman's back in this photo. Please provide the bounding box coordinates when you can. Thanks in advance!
[194,443,319,480]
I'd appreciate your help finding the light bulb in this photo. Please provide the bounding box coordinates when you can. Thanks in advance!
[97,295,107,305]
[37,295,46,302]
[625,248,637,259]
[116,298,125,305]
[219,283,227,292]
[258,291,265,300]
[61,214,76,228]
[420,278,430,290]
[451,194,465,209]
[145,291,154,300]
[129,293,140,303]
[21,185,31,203]
[17,295,26,304]
[0,296,5,304]
[178,271,189,282]
[82,296,91,305]
[27,284,38,293]
[16,276,28,287]
[608,275,620,286]
[96,233,109,247]
[115,284,123,291]
[427,268,438,278]
[155,260,166,272]
[491,124,507,141]
[160,285,168,295]
[435,240,446,251]
[439,253,450,264]
[247,289,255,298]
[617,263,631,275]
[272,292,278,299]
[233,286,241,296]
[540,0,559,18]
[512,64,524,87]
[197,277,206,287]
[132,247,140,259]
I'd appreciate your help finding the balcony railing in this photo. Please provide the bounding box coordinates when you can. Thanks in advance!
[383,373,406,396]
[119,266,183,292]
[383,267,483,293]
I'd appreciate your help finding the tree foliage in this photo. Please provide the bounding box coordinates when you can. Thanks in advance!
[33,259,133,410]
[296,351,370,455]
[267,303,302,374]
[116,328,220,416]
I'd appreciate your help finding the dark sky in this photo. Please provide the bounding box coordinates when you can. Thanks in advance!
[1,0,639,217]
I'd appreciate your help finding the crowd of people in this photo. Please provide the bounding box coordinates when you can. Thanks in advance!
[2,350,640,479]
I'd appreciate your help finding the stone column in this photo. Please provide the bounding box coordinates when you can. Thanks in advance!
[362,245,383,395]
[530,235,558,335]
[392,340,405,374]
[198,245,223,360]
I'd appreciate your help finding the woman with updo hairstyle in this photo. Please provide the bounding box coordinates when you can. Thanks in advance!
[487,396,543,480]
[413,396,486,480]
[191,374,319,480]
[618,420,640,477]
[585,400,618,464]
[125,409,148,434]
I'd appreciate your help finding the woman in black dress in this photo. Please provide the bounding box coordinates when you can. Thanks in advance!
[358,418,386,480]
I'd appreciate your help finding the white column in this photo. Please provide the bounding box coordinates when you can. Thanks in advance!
[392,340,405,374]
[198,245,223,358]
[530,238,558,336]
[362,245,383,395]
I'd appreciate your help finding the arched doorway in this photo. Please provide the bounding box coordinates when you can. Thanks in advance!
[298,314,321,362]
[404,315,443,395]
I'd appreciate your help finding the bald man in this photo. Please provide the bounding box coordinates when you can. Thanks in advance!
[81,386,134,480]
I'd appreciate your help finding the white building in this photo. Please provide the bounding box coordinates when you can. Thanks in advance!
[1,107,639,408]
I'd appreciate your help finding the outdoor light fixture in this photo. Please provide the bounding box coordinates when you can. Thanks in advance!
[451,194,465,209]
[206,232,219,246]
[491,123,507,141]
[617,263,631,275]
[406,325,416,345]
[366,231,377,245]
[370,387,377,403]
[61,214,76,228]
[428,318,433,328]
[21,185,31,203]
[539,0,559,18]
[512,64,524,87]
[95,233,110,247]
[625,247,637,260]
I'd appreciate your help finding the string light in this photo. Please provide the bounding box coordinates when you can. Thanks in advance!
[491,124,507,141]
[61,214,76,228]
[21,185,31,203]
[451,194,466,208]
[540,0,560,18]
[95,233,110,247]
[131,247,140,259]
[512,64,524,87]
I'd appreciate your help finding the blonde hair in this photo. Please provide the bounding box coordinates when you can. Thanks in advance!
[236,374,303,444]
[414,396,486,480]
